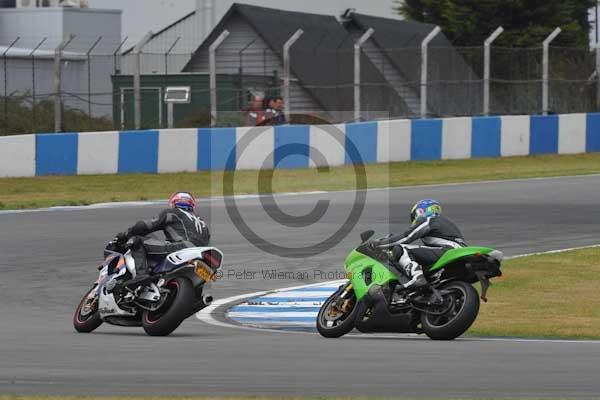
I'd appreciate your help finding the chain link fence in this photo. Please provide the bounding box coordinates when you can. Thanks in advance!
[1,36,599,135]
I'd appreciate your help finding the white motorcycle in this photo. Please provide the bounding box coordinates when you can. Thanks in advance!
[73,238,222,336]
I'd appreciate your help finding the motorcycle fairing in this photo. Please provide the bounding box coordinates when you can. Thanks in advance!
[154,247,223,274]
[429,246,495,272]
[98,288,136,318]
[166,247,220,265]
[344,249,400,301]
[95,251,137,319]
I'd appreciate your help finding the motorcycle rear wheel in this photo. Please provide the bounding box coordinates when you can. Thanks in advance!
[73,286,103,333]
[316,285,358,338]
[142,277,193,336]
[421,281,479,340]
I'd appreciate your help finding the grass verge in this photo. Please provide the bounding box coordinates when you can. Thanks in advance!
[0,398,572,400]
[1,153,600,210]
[469,246,600,339]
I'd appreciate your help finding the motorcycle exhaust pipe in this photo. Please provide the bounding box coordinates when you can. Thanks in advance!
[202,295,213,306]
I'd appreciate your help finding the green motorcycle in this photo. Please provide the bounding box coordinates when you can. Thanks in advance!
[316,230,503,340]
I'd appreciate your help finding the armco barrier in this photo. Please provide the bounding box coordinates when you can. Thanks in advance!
[1,113,599,178]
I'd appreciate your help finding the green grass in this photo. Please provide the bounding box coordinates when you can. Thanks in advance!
[0,395,584,400]
[1,153,600,210]
[469,246,600,339]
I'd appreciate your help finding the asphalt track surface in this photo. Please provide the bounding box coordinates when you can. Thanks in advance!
[2,175,600,397]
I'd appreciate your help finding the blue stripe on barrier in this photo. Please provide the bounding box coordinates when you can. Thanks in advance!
[471,116,501,157]
[118,130,159,173]
[231,316,315,323]
[274,125,310,169]
[35,133,78,176]
[586,113,600,152]
[345,121,378,164]
[198,127,237,171]
[411,119,442,161]
[530,115,558,155]
[248,297,328,303]
[230,306,320,313]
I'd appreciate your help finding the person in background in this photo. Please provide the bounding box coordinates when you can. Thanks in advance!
[263,96,286,125]
[244,94,265,126]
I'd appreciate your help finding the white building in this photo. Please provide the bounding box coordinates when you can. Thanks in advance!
[0,0,121,119]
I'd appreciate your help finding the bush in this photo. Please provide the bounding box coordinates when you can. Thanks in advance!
[0,95,113,136]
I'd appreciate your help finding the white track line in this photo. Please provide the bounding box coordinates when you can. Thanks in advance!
[504,244,600,259]
[2,173,599,215]
[197,245,600,343]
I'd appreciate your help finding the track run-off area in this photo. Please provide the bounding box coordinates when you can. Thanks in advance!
[1,175,600,397]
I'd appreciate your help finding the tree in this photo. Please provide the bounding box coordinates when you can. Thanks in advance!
[396,0,596,47]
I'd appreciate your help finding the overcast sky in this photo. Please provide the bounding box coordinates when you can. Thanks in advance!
[88,0,196,45]
[88,0,398,46]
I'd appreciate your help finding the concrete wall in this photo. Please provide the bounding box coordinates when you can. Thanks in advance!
[1,113,599,177]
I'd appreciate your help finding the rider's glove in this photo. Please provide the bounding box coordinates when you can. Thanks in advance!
[368,239,382,249]
[116,232,128,243]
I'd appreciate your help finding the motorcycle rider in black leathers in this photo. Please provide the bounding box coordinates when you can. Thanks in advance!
[372,199,466,290]
[111,192,210,291]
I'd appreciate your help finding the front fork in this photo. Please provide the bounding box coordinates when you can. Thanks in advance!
[333,283,354,313]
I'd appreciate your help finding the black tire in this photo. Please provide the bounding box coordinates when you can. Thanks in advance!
[142,277,193,336]
[316,286,358,338]
[73,286,103,333]
[421,281,480,341]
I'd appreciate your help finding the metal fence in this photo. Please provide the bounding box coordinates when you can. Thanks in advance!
[1,28,600,135]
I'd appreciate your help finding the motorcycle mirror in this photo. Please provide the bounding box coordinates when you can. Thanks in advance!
[360,230,375,243]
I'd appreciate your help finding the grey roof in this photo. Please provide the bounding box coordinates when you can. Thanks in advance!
[348,13,482,116]
[183,3,412,116]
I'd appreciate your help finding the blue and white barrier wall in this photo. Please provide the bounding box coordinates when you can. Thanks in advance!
[1,113,600,178]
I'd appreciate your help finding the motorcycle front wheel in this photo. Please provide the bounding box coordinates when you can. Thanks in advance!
[316,284,358,338]
[142,277,193,336]
[421,280,480,340]
[73,286,103,333]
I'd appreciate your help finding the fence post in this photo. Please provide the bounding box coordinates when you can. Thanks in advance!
[54,34,75,133]
[113,36,128,75]
[163,37,181,129]
[209,30,230,127]
[133,31,153,130]
[165,36,180,77]
[354,28,375,122]
[2,37,19,135]
[282,29,304,124]
[30,37,46,134]
[542,27,561,115]
[238,39,256,109]
[421,26,441,118]
[483,27,503,116]
[596,42,600,111]
[86,36,102,120]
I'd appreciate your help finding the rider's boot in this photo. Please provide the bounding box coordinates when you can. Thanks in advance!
[123,243,152,290]
[109,238,152,296]
[400,262,429,291]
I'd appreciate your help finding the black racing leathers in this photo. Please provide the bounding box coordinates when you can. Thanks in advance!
[377,215,466,278]
[125,208,210,276]
[378,214,466,249]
